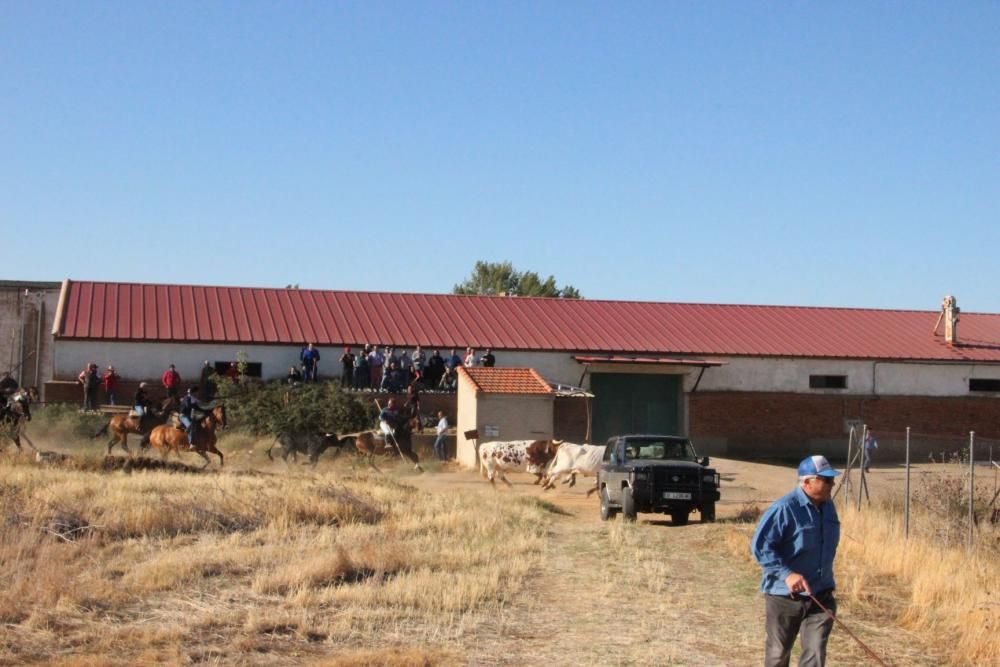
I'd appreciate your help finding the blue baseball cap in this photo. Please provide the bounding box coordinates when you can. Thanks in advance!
[797,455,840,478]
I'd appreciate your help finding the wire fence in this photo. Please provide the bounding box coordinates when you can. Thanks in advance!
[834,425,1000,551]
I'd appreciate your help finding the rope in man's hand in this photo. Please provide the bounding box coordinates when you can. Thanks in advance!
[806,593,889,666]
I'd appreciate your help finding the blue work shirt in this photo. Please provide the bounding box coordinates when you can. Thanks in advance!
[751,486,840,596]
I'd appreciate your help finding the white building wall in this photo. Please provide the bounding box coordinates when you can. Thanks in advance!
[53,340,1000,398]
[456,378,479,468]
[54,341,313,383]
[694,357,1000,397]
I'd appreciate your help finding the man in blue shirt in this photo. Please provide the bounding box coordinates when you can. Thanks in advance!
[752,455,841,667]
[300,343,321,382]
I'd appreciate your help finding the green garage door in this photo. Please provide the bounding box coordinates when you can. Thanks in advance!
[590,373,682,443]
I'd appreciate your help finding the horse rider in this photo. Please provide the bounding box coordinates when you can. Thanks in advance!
[3,387,31,422]
[179,387,207,450]
[132,382,152,430]
[379,398,401,449]
[0,371,18,397]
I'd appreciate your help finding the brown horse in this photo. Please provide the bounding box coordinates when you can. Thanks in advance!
[147,404,227,468]
[94,408,171,454]
[345,415,423,472]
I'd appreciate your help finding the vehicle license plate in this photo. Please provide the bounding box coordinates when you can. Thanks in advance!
[663,492,691,500]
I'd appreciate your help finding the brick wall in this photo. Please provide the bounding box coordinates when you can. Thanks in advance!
[690,391,1000,462]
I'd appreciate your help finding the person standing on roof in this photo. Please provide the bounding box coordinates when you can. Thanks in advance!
[752,455,842,667]
[411,345,426,377]
[161,364,181,400]
[301,343,321,382]
[102,365,121,405]
[79,363,101,412]
[368,345,384,390]
[339,347,355,387]
[199,360,217,401]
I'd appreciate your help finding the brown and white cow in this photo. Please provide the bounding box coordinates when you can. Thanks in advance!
[478,439,562,488]
[541,443,607,495]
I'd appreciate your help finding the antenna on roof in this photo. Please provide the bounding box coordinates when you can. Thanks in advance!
[932,295,960,345]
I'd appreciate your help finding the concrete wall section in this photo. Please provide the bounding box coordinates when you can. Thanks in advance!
[693,357,1000,396]
[0,286,59,396]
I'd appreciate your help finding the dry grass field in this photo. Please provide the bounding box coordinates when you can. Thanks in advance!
[0,448,553,666]
[1,428,997,666]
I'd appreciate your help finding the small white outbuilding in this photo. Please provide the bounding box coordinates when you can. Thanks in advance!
[455,367,555,469]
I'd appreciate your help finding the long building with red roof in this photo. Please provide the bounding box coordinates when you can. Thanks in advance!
[31,279,1000,459]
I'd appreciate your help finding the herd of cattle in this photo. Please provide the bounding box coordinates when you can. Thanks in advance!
[267,431,605,493]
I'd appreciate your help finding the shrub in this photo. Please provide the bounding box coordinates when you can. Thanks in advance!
[218,380,375,436]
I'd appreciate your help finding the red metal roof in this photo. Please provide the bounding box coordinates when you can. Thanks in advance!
[573,355,727,366]
[459,367,552,394]
[55,280,1000,363]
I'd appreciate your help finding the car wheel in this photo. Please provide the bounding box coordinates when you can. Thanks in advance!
[600,487,613,521]
[671,510,689,526]
[701,502,716,523]
[622,487,637,522]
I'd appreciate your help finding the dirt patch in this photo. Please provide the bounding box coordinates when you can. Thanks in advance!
[407,459,947,666]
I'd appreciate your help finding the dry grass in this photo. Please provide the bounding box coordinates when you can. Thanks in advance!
[0,456,552,665]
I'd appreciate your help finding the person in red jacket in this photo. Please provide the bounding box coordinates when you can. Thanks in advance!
[102,365,121,405]
[161,364,181,399]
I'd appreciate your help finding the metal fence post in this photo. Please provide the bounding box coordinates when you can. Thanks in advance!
[904,427,910,539]
[857,424,867,511]
[968,431,975,549]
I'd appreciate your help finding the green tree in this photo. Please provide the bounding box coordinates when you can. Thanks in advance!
[453,261,582,298]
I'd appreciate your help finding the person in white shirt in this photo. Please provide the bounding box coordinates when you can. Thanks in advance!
[434,411,449,461]
[464,347,477,367]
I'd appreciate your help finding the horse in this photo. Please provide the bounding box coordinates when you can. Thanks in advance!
[343,415,423,472]
[0,389,34,453]
[94,406,172,454]
[147,404,227,468]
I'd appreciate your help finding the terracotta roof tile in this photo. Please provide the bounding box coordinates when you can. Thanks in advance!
[458,367,553,394]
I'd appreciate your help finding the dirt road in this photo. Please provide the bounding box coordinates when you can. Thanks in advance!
[408,460,941,666]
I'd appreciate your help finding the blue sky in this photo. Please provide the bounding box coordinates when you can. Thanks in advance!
[2,3,998,311]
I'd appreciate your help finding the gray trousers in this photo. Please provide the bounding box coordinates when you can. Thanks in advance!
[764,590,836,667]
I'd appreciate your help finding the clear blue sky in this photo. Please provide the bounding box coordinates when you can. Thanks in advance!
[2,3,998,312]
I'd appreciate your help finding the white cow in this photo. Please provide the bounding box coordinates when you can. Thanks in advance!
[541,443,607,495]
[478,439,562,488]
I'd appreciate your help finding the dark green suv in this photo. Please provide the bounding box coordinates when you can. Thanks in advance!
[597,434,720,525]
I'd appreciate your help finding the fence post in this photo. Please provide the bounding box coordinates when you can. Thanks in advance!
[857,424,867,511]
[904,427,910,539]
[968,431,975,549]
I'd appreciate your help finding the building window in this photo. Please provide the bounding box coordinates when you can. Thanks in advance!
[809,375,847,390]
[969,378,1000,392]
